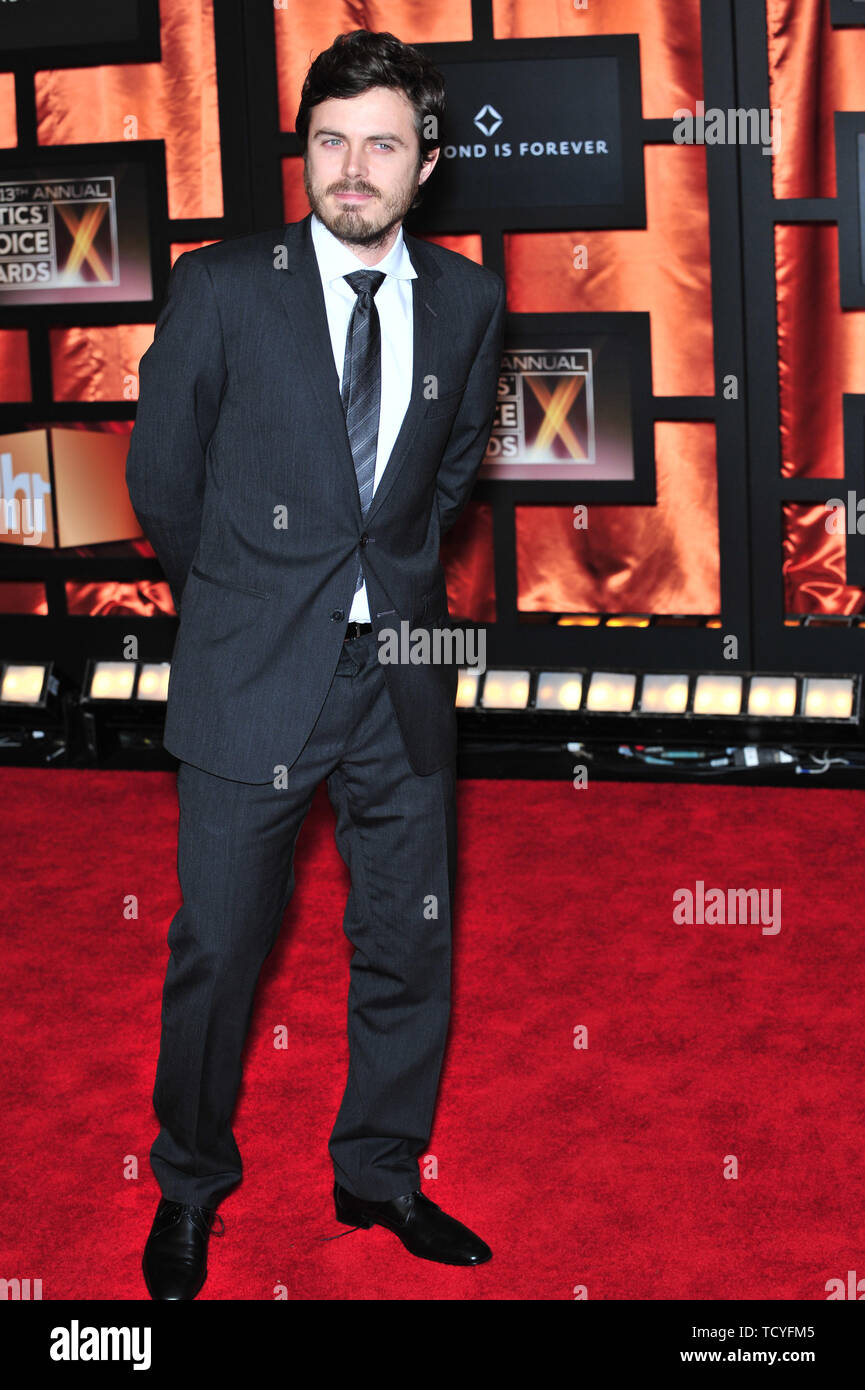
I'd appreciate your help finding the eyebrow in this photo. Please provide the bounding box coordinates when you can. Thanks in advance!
[313,128,408,146]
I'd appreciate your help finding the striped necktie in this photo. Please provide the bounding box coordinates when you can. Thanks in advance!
[341,268,386,593]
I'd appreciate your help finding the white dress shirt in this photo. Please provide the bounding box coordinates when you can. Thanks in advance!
[309,210,416,622]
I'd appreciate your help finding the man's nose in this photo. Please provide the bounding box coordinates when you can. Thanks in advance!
[342,148,368,179]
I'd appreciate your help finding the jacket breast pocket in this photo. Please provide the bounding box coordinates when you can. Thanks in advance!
[189,564,269,599]
[424,386,464,420]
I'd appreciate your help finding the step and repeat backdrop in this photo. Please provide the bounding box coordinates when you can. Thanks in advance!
[1,0,865,699]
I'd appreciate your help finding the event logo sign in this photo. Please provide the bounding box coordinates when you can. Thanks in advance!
[0,176,119,291]
[0,158,153,306]
[436,61,622,209]
[413,38,644,230]
[486,347,596,477]
[480,317,652,495]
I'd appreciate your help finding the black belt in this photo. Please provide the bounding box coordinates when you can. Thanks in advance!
[343,621,373,641]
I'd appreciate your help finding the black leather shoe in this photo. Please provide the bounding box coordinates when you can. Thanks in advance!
[334,1182,492,1266]
[142,1198,225,1300]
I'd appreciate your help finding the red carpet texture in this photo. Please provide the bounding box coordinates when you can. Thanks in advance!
[3,768,864,1300]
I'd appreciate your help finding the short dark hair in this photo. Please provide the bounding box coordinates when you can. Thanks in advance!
[295,30,445,207]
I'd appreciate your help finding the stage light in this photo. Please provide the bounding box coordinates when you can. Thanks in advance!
[456,668,482,709]
[137,663,171,701]
[693,675,743,715]
[480,670,530,709]
[557,615,601,627]
[748,676,797,717]
[605,616,650,628]
[801,677,855,720]
[536,672,584,710]
[586,671,637,712]
[0,660,68,766]
[87,662,136,700]
[640,674,689,714]
[1,663,49,706]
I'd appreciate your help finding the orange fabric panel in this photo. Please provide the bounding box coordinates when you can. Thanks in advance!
[421,232,484,265]
[50,325,154,403]
[516,422,719,614]
[0,583,48,616]
[274,2,473,133]
[505,146,713,397]
[0,73,17,147]
[66,578,174,617]
[783,503,865,615]
[0,331,31,401]
[442,502,496,621]
[767,0,865,200]
[776,224,865,480]
[494,0,703,119]
[33,0,222,220]
[282,157,309,224]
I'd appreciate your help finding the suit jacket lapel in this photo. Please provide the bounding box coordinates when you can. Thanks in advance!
[273,211,445,526]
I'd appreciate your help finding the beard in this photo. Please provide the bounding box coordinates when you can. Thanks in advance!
[303,160,422,251]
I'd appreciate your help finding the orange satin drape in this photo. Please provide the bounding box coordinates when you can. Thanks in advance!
[769,0,865,612]
[34,2,222,220]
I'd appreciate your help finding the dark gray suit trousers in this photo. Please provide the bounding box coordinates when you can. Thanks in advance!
[149,629,456,1207]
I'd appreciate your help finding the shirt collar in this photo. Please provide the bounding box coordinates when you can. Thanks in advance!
[310,210,417,287]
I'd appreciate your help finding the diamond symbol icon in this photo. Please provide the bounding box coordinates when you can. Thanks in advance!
[473,104,503,137]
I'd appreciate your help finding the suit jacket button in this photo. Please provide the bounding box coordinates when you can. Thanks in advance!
[331,609,344,621]
[360,533,369,546]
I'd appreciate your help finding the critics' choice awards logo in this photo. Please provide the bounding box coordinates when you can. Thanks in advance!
[488,349,595,465]
[0,177,119,289]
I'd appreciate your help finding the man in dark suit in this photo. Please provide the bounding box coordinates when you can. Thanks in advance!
[127,29,505,1299]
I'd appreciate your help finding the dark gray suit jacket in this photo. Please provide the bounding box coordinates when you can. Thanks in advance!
[125,210,505,782]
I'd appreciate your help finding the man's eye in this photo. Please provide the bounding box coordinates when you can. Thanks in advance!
[321,139,394,151]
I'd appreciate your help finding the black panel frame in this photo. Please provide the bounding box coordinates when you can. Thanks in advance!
[830,0,865,26]
[736,0,865,675]
[0,0,161,71]
[835,113,865,309]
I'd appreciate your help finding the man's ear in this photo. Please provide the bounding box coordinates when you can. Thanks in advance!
[418,146,441,186]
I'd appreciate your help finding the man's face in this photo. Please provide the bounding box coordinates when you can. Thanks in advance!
[303,86,439,249]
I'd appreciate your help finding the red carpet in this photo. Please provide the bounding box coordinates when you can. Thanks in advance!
[3,768,863,1300]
